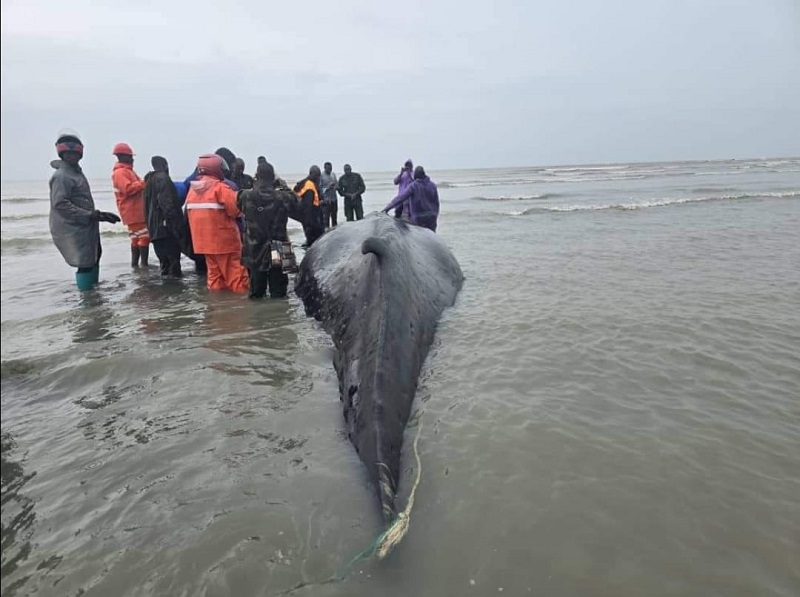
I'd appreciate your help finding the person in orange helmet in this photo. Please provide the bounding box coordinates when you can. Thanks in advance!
[111,142,150,267]
[185,154,249,293]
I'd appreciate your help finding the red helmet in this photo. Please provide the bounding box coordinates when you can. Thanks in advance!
[55,132,84,158]
[112,142,134,156]
[197,154,224,180]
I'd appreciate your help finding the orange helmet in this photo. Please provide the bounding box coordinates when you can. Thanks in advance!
[197,154,224,180]
[112,142,134,156]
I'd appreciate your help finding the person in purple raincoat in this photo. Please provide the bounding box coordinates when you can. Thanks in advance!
[392,159,414,220]
[382,166,440,232]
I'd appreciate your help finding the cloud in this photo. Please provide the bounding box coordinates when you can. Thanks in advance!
[2,0,799,181]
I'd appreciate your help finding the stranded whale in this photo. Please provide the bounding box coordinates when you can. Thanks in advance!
[295,213,463,522]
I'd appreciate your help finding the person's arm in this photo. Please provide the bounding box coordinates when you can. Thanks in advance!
[357,174,366,195]
[336,177,347,197]
[218,184,242,219]
[280,190,304,223]
[113,169,146,200]
[393,171,403,185]
[50,174,95,223]
[383,183,414,212]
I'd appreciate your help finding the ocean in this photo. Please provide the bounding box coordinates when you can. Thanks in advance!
[2,158,799,597]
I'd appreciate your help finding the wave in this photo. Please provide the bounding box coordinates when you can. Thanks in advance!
[1,213,48,221]
[1,236,50,252]
[543,165,630,173]
[690,186,740,195]
[1,197,48,204]
[472,193,560,202]
[504,191,800,216]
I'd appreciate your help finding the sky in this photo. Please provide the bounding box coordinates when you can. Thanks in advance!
[1,0,799,181]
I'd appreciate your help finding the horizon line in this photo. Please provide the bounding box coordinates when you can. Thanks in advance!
[1,155,797,184]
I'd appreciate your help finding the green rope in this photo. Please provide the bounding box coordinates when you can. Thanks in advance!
[334,415,425,577]
[271,416,424,595]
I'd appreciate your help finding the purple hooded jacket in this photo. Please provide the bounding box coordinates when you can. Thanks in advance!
[383,175,440,232]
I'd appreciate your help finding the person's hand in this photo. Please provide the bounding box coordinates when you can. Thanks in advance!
[93,210,121,223]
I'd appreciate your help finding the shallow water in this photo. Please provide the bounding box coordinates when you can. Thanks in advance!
[2,158,800,596]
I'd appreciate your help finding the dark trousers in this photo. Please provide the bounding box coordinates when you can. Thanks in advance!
[323,199,338,228]
[249,268,289,299]
[344,197,364,221]
[303,206,324,246]
[152,237,182,277]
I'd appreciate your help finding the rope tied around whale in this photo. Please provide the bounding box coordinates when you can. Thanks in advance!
[271,417,425,596]
[334,415,425,577]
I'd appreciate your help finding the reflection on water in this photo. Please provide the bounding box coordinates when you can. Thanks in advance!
[203,296,302,388]
[70,293,117,344]
[0,433,36,597]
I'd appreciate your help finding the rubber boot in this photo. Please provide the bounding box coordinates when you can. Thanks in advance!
[131,246,141,268]
[91,265,100,284]
[75,271,95,291]
[140,245,149,267]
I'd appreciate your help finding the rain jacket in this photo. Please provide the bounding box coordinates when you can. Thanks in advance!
[237,185,303,271]
[144,170,190,248]
[383,175,440,232]
[185,175,242,255]
[336,172,366,201]
[49,161,100,268]
[393,169,413,195]
[112,162,146,225]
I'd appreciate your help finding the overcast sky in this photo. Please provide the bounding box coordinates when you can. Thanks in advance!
[2,0,799,181]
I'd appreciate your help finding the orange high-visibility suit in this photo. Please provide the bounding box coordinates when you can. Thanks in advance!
[186,176,249,293]
[112,162,149,247]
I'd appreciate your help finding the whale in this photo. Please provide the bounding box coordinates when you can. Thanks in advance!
[295,213,463,522]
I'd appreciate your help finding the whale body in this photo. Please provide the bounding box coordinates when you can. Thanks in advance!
[295,213,463,521]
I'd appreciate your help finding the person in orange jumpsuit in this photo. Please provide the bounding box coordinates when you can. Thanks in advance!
[185,154,249,293]
[111,142,150,267]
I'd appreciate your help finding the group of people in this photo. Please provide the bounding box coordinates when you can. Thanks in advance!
[48,131,441,298]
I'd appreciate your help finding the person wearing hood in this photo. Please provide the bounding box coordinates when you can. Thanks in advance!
[294,165,324,247]
[230,158,254,190]
[336,164,366,221]
[49,132,121,290]
[112,142,150,267]
[144,156,188,277]
[185,154,249,293]
[382,166,440,232]
[392,159,414,220]
[238,162,304,299]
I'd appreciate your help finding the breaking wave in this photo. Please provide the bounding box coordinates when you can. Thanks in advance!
[1,237,50,252]
[472,193,560,202]
[504,191,800,216]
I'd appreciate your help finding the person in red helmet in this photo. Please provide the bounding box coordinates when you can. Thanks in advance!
[111,142,150,267]
[49,131,120,290]
[185,154,249,293]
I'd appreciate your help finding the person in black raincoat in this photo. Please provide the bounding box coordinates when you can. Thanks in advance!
[144,156,189,277]
[49,131,120,290]
[237,162,304,299]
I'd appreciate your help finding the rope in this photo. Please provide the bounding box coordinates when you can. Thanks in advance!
[375,415,423,559]
[332,415,425,578]
[271,416,425,595]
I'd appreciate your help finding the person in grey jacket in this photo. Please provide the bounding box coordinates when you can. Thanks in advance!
[49,132,120,290]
